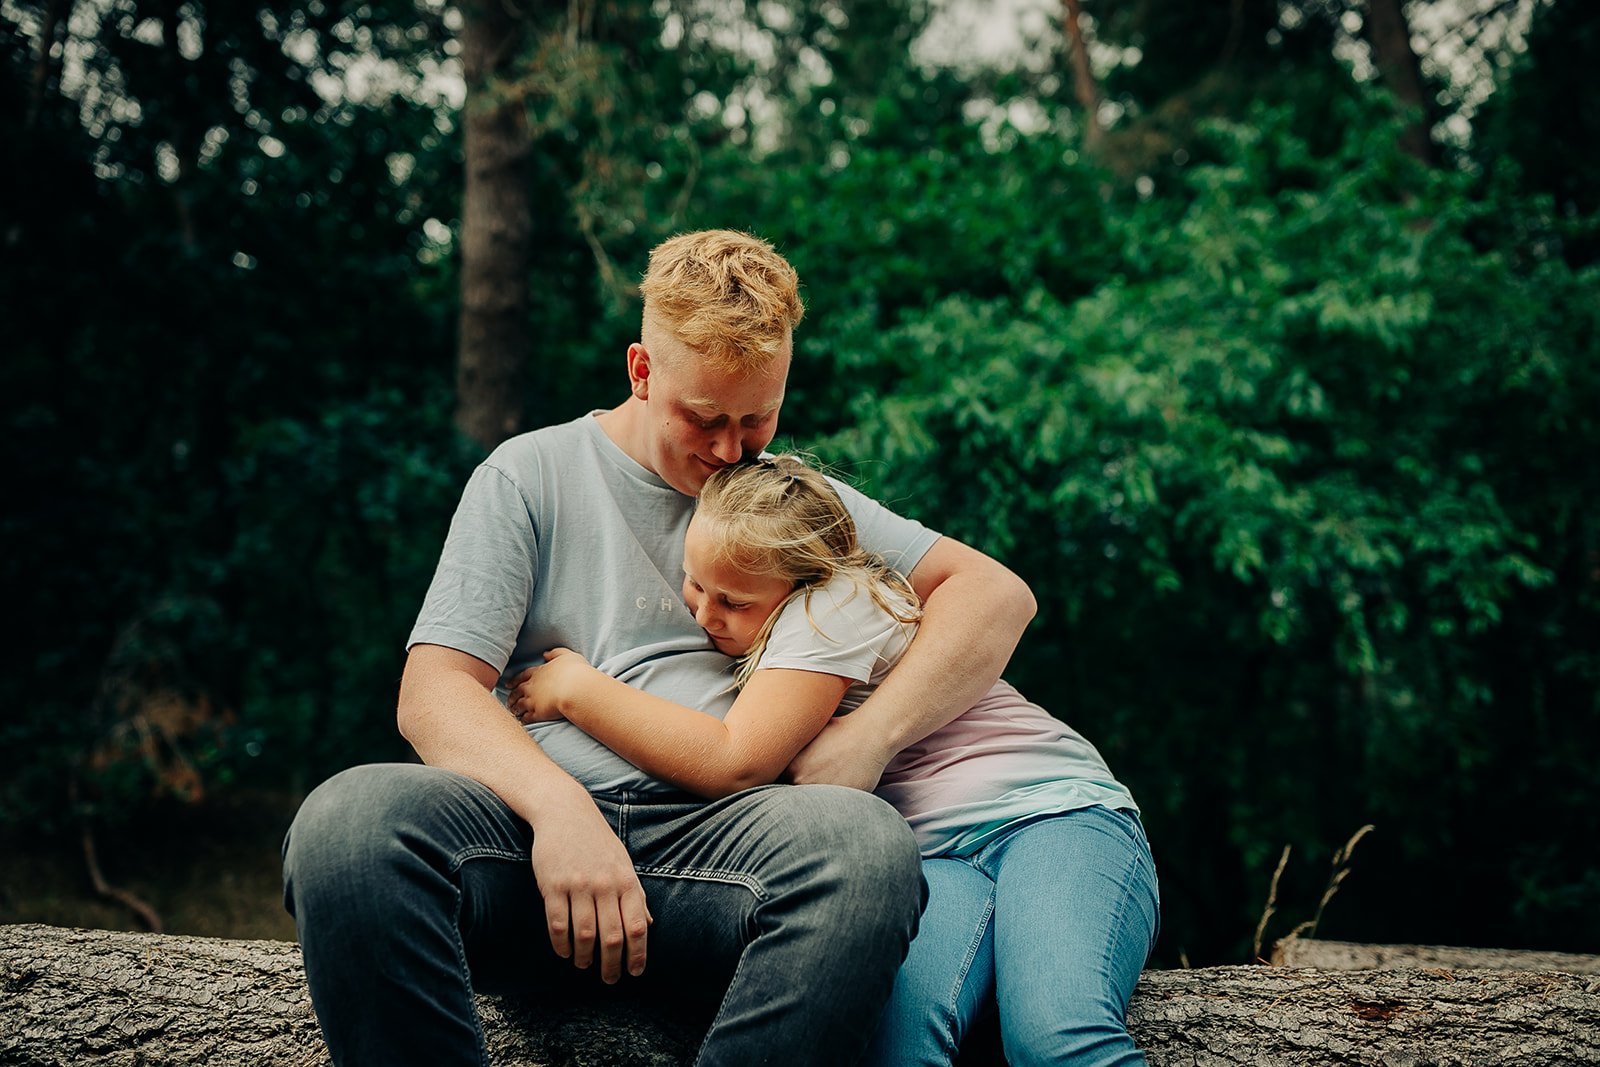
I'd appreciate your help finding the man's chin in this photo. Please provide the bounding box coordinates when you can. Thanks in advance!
[665,466,711,497]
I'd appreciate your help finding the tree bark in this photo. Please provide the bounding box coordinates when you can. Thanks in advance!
[1061,0,1104,153]
[0,924,701,1067]
[5,925,1600,1066]
[1273,934,1600,974]
[26,0,72,131]
[455,0,536,450]
[1364,0,1438,166]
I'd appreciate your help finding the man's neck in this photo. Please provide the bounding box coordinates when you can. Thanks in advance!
[594,399,652,473]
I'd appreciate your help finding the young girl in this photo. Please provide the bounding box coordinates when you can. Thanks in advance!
[510,455,1158,1067]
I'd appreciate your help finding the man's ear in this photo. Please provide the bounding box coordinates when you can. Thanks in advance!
[627,342,650,400]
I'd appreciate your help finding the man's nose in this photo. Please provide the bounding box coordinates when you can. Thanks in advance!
[709,426,742,463]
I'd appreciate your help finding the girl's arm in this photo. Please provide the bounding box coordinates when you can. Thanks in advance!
[509,648,849,799]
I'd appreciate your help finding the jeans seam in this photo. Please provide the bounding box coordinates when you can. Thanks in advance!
[633,863,768,900]
[447,846,525,874]
[448,872,492,1067]
[695,920,758,1066]
[1097,837,1143,1005]
[1110,808,1161,962]
[941,881,995,1060]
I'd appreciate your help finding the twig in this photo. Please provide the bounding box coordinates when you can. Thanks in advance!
[80,820,164,933]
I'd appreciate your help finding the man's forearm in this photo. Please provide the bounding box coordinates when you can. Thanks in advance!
[850,565,1035,755]
[398,646,595,825]
[398,643,653,981]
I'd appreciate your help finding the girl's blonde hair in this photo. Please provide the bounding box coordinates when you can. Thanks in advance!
[695,455,922,689]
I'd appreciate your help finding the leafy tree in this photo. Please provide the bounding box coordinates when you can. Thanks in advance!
[724,82,1599,961]
[1,0,467,830]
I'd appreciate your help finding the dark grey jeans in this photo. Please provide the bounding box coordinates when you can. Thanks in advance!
[281,764,925,1066]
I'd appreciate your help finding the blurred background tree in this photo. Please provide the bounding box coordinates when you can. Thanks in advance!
[2,0,1595,967]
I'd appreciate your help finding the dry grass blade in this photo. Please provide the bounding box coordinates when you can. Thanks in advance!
[1302,824,1376,941]
[1252,844,1292,962]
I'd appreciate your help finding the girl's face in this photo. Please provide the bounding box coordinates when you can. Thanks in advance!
[681,516,794,657]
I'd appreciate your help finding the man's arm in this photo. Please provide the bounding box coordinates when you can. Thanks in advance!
[398,643,651,984]
[785,536,1036,789]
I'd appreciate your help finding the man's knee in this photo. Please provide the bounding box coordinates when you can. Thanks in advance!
[791,786,924,919]
[282,763,447,917]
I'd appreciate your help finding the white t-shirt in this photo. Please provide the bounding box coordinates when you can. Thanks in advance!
[756,575,916,715]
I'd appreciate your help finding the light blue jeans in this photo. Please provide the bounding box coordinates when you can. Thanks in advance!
[865,805,1159,1067]
[282,764,924,1067]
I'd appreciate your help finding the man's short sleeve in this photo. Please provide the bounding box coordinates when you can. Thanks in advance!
[829,477,942,579]
[407,463,537,672]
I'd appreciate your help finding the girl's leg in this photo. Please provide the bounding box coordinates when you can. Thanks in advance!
[985,807,1159,1067]
[863,858,997,1067]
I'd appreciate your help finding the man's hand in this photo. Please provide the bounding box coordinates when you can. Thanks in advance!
[529,783,652,983]
[399,644,650,982]
[785,714,893,791]
[508,647,596,724]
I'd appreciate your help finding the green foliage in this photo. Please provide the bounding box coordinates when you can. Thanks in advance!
[4,0,1596,968]
[1,0,465,826]
[769,90,1600,961]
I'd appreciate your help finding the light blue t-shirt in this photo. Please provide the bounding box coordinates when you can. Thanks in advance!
[407,413,941,795]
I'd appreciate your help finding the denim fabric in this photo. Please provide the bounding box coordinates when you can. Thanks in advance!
[864,805,1159,1067]
[282,763,924,1067]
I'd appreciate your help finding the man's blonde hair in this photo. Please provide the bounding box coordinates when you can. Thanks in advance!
[640,230,804,374]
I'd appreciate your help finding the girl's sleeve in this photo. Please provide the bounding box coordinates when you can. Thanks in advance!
[755,578,904,684]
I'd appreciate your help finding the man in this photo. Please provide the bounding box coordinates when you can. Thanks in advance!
[282,230,1035,1066]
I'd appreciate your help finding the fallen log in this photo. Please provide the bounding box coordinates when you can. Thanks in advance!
[1272,934,1600,974]
[3,924,1599,1066]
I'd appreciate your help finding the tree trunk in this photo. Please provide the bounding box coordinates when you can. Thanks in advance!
[1061,0,1104,153]
[1130,962,1600,1065]
[5,924,1600,1066]
[1273,934,1600,974]
[455,0,536,450]
[0,924,701,1067]
[1364,0,1438,165]
[26,0,72,131]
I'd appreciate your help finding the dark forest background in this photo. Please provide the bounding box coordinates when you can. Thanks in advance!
[2,0,1596,968]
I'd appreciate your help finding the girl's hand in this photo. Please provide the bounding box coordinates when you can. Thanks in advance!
[509,647,596,723]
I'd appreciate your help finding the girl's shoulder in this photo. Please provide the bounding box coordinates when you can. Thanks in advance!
[758,573,914,681]
[806,573,912,621]
[771,573,911,649]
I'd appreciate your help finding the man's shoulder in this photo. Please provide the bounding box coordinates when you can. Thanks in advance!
[475,414,604,486]
[485,413,596,463]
